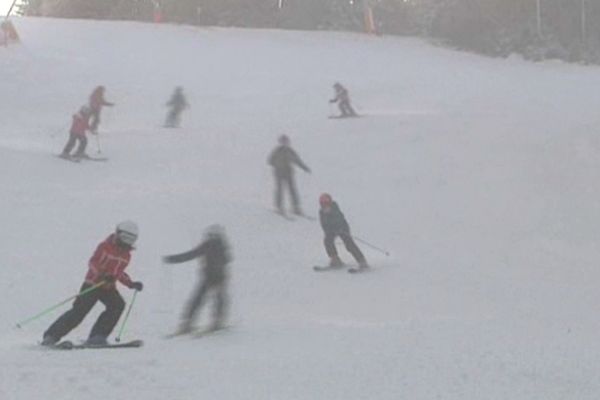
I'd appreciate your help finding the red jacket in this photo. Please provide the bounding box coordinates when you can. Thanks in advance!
[70,113,89,137]
[85,234,134,289]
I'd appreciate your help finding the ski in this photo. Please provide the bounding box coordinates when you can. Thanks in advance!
[164,329,199,339]
[55,154,81,163]
[78,339,143,349]
[44,340,75,349]
[270,209,295,221]
[313,265,347,272]
[193,325,230,338]
[348,267,370,274]
[328,114,362,119]
[75,155,108,162]
[46,339,143,350]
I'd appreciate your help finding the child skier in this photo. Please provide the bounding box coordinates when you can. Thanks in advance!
[89,86,114,133]
[318,193,369,270]
[165,86,188,128]
[60,106,92,159]
[41,221,143,346]
[329,82,357,118]
[163,224,231,334]
[267,134,311,216]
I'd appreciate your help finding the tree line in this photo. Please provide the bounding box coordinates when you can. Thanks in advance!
[17,0,600,64]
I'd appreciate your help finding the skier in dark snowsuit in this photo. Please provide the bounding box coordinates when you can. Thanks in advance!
[61,105,92,159]
[163,225,231,334]
[42,221,143,346]
[319,193,368,270]
[330,82,357,117]
[268,135,311,216]
[89,86,114,133]
[165,86,188,128]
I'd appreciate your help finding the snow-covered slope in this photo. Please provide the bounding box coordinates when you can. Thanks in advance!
[2,17,600,400]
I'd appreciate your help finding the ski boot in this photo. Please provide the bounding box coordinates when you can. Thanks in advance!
[329,256,345,268]
[86,335,108,347]
[73,152,90,160]
[41,335,59,347]
[292,206,304,216]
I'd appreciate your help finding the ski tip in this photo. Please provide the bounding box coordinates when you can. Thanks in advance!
[348,267,370,274]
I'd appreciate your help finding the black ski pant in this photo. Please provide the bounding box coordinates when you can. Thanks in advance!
[44,283,125,341]
[183,279,228,328]
[338,100,357,117]
[274,173,301,213]
[165,108,182,127]
[324,232,365,264]
[62,133,88,156]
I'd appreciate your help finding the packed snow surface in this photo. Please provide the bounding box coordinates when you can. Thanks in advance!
[2,17,600,400]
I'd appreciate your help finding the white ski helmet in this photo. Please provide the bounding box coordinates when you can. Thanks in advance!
[116,220,139,246]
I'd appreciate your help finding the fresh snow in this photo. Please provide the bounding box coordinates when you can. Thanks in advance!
[2,17,600,400]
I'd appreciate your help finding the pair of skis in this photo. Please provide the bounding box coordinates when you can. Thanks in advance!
[164,325,230,339]
[56,154,108,163]
[45,339,143,350]
[272,209,316,222]
[313,265,370,274]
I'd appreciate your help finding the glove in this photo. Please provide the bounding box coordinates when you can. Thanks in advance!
[162,256,176,265]
[130,281,144,292]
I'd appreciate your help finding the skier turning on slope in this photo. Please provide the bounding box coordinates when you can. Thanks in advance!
[329,82,357,118]
[42,221,144,346]
[268,134,311,216]
[165,86,188,128]
[319,193,368,270]
[60,106,93,159]
[89,85,114,134]
[163,224,232,334]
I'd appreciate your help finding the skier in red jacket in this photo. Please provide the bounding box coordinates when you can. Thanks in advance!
[60,106,92,159]
[42,221,143,346]
[89,86,114,133]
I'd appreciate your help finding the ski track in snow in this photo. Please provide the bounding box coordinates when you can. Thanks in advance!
[1,17,600,400]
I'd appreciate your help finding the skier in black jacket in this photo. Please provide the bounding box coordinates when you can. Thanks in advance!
[165,86,188,128]
[319,193,368,270]
[330,82,357,118]
[268,134,311,216]
[163,224,231,334]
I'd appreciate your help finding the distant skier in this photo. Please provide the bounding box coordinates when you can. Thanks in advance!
[60,105,92,159]
[329,82,357,118]
[267,134,311,216]
[163,224,231,334]
[89,86,114,133]
[164,86,188,128]
[41,221,143,346]
[318,193,368,270]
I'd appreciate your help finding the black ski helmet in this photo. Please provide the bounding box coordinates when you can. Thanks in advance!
[278,134,290,146]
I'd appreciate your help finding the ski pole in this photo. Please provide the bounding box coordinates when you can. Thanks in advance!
[115,289,138,342]
[15,281,105,329]
[351,235,390,256]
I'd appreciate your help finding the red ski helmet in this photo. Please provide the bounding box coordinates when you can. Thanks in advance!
[319,193,333,207]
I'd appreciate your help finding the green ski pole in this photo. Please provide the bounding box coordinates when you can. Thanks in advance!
[115,289,138,342]
[15,281,105,329]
